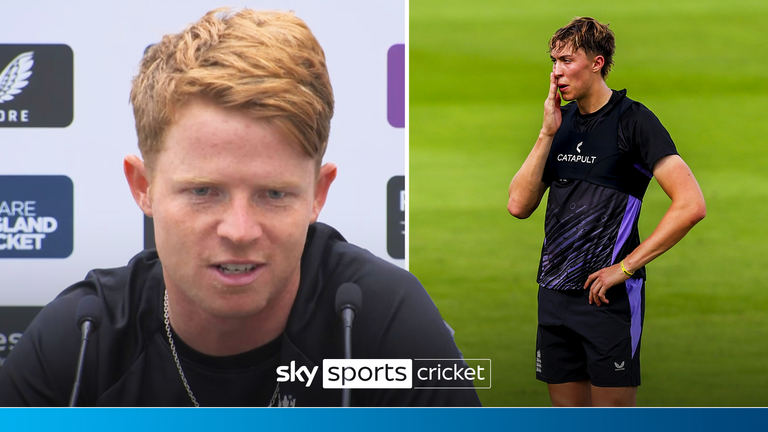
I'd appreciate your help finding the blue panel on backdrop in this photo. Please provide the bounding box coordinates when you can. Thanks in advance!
[0,175,74,258]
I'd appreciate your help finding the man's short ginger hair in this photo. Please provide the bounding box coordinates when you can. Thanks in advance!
[549,17,615,78]
[130,8,334,172]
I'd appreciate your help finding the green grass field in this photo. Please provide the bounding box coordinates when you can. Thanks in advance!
[409,0,768,406]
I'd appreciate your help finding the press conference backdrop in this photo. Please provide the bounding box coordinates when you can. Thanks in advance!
[0,0,405,363]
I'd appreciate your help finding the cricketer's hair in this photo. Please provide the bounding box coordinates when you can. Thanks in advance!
[130,8,334,172]
[549,17,615,78]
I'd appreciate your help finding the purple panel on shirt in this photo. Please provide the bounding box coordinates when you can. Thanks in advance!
[387,44,405,128]
[634,163,652,179]
[611,195,642,264]
[626,278,643,358]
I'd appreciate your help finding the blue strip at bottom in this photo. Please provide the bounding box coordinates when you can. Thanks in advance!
[0,408,765,431]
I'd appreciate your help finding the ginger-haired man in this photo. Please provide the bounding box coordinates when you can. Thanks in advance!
[0,8,480,407]
[508,17,705,406]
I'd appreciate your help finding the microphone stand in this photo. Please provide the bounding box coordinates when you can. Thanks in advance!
[341,308,354,408]
[69,320,94,407]
[335,283,361,408]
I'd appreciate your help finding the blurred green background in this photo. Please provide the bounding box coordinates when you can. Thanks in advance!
[409,0,768,406]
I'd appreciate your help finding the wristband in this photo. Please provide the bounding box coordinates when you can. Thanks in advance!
[621,260,634,277]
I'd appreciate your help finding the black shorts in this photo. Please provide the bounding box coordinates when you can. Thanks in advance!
[535,279,645,387]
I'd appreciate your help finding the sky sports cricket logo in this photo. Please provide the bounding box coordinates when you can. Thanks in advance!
[0,176,73,258]
[0,44,74,128]
[276,358,491,390]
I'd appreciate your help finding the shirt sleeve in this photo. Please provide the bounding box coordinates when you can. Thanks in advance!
[618,102,679,173]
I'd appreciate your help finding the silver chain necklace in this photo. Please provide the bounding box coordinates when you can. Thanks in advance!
[163,290,281,407]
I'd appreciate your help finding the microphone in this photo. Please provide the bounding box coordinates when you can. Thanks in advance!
[335,283,362,408]
[69,295,104,407]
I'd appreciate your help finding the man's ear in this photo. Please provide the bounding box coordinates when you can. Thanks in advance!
[124,155,153,217]
[311,162,337,223]
[592,54,605,74]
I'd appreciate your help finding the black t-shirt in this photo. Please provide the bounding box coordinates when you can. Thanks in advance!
[0,223,481,407]
[538,90,678,289]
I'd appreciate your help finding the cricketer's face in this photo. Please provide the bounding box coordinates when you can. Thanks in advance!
[136,97,335,319]
[550,44,603,102]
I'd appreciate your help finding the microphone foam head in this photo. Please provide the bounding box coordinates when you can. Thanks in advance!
[335,282,362,316]
[75,295,104,331]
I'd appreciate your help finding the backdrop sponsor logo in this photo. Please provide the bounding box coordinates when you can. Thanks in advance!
[387,175,404,259]
[0,44,73,128]
[387,44,404,128]
[144,215,155,250]
[0,176,73,258]
[0,306,42,368]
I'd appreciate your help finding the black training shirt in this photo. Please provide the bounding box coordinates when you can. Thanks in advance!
[538,90,678,290]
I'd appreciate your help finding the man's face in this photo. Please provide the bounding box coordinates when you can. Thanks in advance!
[143,98,332,319]
[550,44,602,102]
